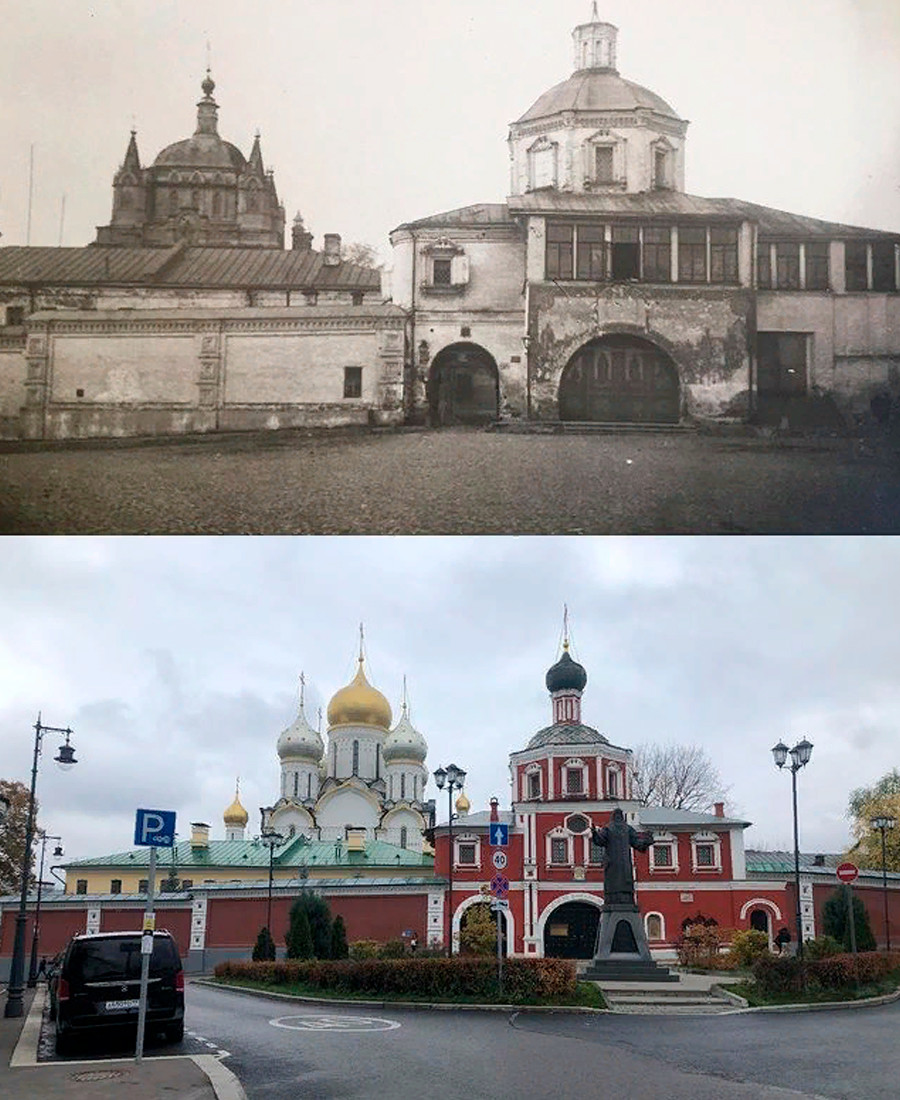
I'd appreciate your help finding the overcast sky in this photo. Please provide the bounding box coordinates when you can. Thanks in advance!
[0,0,898,260]
[1,536,897,874]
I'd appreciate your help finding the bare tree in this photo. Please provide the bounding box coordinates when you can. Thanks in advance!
[631,744,727,811]
[340,241,379,268]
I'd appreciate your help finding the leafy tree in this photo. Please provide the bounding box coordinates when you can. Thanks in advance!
[822,886,877,952]
[846,769,900,872]
[340,241,379,268]
[631,744,727,811]
[0,779,39,895]
[252,926,276,961]
[459,904,496,956]
[330,915,349,959]
[286,893,331,958]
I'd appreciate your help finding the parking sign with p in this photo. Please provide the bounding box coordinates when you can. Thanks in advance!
[134,808,176,848]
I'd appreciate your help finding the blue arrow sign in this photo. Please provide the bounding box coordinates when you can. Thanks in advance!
[489,823,509,847]
[134,808,176,848]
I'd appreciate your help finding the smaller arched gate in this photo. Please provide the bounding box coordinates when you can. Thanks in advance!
[427,343,499,426]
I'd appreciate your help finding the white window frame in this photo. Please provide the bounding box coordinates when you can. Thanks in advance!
[606,763,622,800]
[644,911,665,941]
[583,130,627,190]
[546,827,573,867]
[454,833,481,869]
[528,136,559,191]
[690,831,722,873]
[651,137,676,190]
[649,832,679,873]
[523,763,542,801]
[563,757,588,797]
[421,237,469,291]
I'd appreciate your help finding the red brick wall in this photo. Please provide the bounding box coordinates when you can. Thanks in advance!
[100,906,191,957]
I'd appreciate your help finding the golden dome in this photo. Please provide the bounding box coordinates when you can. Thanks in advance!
[327,658,393,731]
[455,790,471,815]
[223,785,248,827]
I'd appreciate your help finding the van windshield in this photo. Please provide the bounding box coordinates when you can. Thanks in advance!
[69,937,178,982]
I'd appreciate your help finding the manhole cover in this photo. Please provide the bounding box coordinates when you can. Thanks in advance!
[70,1070,130,1082]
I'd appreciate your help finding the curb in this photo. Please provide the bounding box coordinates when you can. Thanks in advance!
[193,978,609,1015]
[192,1054,248,1100]
[741,987,900,1014]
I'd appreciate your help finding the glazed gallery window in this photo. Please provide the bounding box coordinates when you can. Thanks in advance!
[550,837,569,864]
[546,223,575,280]
[343,367,362,399]
[642,227,671,283]
[776,242,801,290]
[805,242,830,290]
[577,224,606,280]
[678,226,707,283]
[610,225,640,280]
[845,241,868,292]
[872,241,897,292]
[710,228,739,284]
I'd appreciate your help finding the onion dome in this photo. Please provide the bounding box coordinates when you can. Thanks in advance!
[327,657,392,730]
[455,790,471,815]
[223,784,248,827]
[278,679,324,762]
[546,646,588,693]
[383,708,427,764]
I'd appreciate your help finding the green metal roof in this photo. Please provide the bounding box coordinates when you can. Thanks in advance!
[64,836,433,871]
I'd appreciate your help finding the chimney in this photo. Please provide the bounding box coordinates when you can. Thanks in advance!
[346,828,365,852]
[323,233,342,266]
[713,802,724,818]
[490,797,500,823]
[190,822,210,848]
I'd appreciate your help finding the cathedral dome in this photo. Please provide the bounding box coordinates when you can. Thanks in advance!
[517,70,680,125]
[383,709,427,763]
[327,659,393,731]
[546,648,588,693]
[223,787,248,827]
[277,705,324,762]
[153,135,246,171]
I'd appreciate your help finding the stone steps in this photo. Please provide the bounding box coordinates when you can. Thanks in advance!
[488,421,695,435]
[599,982,743,1016]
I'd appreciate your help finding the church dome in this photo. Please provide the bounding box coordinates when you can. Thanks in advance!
[517,70,681,125]
[527,722,609,750]
[455,790,471,815]
[327,659,393,730]
[153,135,246,171]
[277,705,324,762]
[223,787,248,826]
[383,709,427,763]
[546,648,588,693]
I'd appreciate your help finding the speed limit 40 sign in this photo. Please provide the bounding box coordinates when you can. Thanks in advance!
[492,850,507,870]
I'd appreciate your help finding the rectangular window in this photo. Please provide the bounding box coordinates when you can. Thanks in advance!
[566,768,583,794]
[293,772,299,798]
[138,879,149,894]
[642,226,671,283]
[805,241,829,290]
[776,242,801,289]
[595,146,614,183]
[611,225,640,280]
[433,258,452,286]
[678,226,707,283]
[546,223,574,280]
[75,879,88,894]
[653,844,673,868]
[576,224,606,280]
[845,241,868,291]
[550,838,568,864]
[527,771,541,799]
[400,773,406,799]
[181,879,193,889]
[607,771,619,798]
[872,241,897,292]
[110,879,122,894]
[343,367,362,399]
[757,243,773,289]
[457,842,476,865]
[304,289,318,306]
[695,844,715,867]
[710,228,738,284]
[654,149,668,189]
[5,306,25,326]
[589,837,604,863]
[351,291,364,306]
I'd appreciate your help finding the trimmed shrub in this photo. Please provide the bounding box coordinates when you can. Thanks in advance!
[286,909,314,960]
[378,938,409,959]
[804,935,843,960]
[286,893,332,959]
[751,954,805,995]
[213,956,577,1003]
[460,904,497,957]
[808,951,892,989]
[727,929,770,968]
[252,926,276,962]
[330,916,349,960]
[348,939,379,960]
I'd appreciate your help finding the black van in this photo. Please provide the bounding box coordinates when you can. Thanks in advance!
[51,930,184,1052]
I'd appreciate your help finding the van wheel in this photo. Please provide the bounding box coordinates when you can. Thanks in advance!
[166,1021,184,1043]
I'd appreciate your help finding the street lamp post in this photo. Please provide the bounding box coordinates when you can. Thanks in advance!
[4,716,77,1019]
[871,815,896,952]
[772,738,813,963]
[433,763,466,956]
[261,829,285,938]
[27,831,63,987]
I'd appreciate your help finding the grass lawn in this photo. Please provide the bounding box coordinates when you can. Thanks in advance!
[730,973,900,1008]
[212,975,606,1010]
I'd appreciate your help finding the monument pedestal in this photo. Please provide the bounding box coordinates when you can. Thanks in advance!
[581,903,678,982]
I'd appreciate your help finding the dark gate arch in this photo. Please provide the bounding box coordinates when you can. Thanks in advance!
[428,343,499,426]
[559,334,681,423]
[543,901,602,959]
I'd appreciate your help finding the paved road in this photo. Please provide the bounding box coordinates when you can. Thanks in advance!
[2,428,899,533]
[185,982,900,1100]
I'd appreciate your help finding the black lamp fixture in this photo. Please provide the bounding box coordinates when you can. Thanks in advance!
[27,831,63,987]
[433,763,467,956]
[259,815,286,941]
[870,815,896,952]
[5,716,77,1019]
[772,738,813,962]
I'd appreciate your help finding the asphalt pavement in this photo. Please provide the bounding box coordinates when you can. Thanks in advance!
[184,981,900,1100]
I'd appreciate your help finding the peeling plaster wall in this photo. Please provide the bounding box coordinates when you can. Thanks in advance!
[528,283,753,420]
[0,343,26,436]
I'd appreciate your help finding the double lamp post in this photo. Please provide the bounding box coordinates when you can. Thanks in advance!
[772,738,813,961]
[433,763,466,956]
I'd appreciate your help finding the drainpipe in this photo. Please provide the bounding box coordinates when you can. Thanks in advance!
[409,230,417,424]
[524,278,532,421]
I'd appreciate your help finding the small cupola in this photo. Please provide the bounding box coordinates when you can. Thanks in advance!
[573,4,618,73]
[545,611,587,725]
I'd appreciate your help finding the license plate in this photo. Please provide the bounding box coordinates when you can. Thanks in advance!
[104,999,140,1012]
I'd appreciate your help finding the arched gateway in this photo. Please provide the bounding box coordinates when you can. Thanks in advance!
[543,901,601,959]
[559,335,680,423]
[428,343,499,425]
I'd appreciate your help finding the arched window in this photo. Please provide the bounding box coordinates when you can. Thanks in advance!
[400,827,408,849]
[293,772,299,798]
[401,773,406,799]
[332,743,337,774]
[376,745,381,780]
[168,189,178,214]
[212,191,222,217]
[646,913,664,940]
[352,740,359,776]
[607,769,619,798]
[307,773,312,799]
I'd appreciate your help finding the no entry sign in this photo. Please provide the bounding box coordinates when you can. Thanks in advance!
[836,862,859,884]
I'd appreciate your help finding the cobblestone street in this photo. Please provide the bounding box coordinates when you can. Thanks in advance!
[2,428,898,534]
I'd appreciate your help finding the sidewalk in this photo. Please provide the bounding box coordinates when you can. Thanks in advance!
[1,986,241,1099]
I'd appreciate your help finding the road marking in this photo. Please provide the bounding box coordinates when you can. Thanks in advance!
[269,1014,400,1033]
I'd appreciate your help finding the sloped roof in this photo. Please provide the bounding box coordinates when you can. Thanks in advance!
[525,722,610,750]
[746,849,900,880]
[516,71,681,124]
[637,807,751,829]
[393,204,516,232]
[0,245,381,290]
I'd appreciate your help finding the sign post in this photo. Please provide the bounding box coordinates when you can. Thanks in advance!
[133,809,176,1064]
[836,862,860,987]
[488,801,508,994]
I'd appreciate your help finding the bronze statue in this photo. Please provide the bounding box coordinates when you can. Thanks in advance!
[591,807,653,905]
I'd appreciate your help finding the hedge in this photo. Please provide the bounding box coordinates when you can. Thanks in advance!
[214,956,577,1002]
[752,950,900,995]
